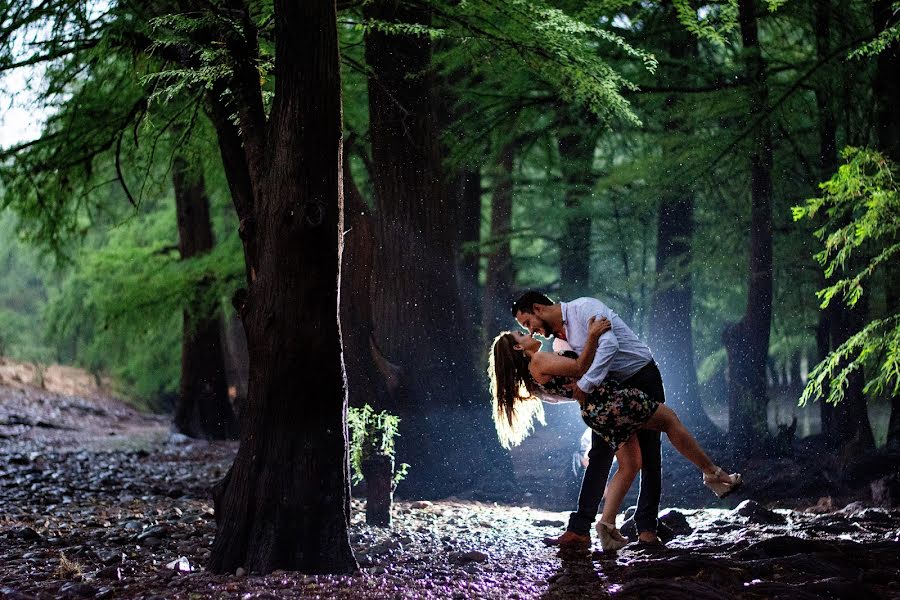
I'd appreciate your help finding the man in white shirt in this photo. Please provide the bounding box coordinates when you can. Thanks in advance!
[512,290,666,547]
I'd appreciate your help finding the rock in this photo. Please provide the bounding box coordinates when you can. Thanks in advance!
[14,527,41,541]
[732,500,787,525]
[167,432,191,445]
[620,516,676,542]
[871,474,900,507]
[838,501,867,515]
[97,551,120,566]
[57,582,97,598]
[123,520,142,531]
[449,550,488,564]
[531,520,564,528]
[137,525,170,540]
[235,567,246,577]
[164,556,193,572]
[410,501,432,509]
[804,496,834,513]
[95,566,120,580]
[658,509,693,535]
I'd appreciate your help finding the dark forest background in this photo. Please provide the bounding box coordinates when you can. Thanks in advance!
[1,0,898,511]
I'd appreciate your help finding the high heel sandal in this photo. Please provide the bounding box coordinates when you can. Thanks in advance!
[703,467,743,499]
[595,521,628,552]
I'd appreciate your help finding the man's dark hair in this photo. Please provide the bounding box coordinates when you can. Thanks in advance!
[511,291,554,317]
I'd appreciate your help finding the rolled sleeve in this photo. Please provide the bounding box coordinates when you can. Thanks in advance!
[577,331,619,393]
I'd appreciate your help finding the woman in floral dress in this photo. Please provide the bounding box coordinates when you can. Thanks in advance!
[488,318,741,550]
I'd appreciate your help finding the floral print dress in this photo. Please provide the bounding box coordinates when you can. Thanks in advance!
[536,370,660,450]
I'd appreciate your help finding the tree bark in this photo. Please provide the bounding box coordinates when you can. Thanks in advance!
[341,151,401,412]
[364,0,506,497]
[648,0,717,435]
[171,154,238,440]
[482,142,516,348]
[557,123,598,297]
[207,0,356,575]
[723,0,774,457]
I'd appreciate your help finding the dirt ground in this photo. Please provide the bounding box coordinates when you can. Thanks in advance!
[1,377,899,599]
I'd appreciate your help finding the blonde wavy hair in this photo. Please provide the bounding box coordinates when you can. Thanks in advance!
[487,331,546,449]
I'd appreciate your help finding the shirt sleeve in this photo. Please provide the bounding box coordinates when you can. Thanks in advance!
[575,300,618,394]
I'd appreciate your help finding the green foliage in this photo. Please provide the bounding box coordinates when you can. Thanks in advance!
[850,2,900,58]
[793,148,899,310]
[43,199,243,401]
[794,148,900,406]
[672,0,739,45]
[0,210,55,362]
[347,405,410,487]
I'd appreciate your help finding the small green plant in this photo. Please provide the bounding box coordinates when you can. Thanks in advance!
[347,404,409,486]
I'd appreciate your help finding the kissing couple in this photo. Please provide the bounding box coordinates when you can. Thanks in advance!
[488,291,743,551]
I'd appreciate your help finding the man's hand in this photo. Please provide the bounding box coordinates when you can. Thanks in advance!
[571,385,587,405]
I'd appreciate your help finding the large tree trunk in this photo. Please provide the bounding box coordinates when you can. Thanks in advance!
[828,301,875,450]
[723,0,774,457]
[364,0,506,497]
[482,143,516,348]
[207,0,355,574]
[455,168,483,339]
[171,155,238,440]
[341,151,401,412]
[557,122,598,297]
[648,1,717,436]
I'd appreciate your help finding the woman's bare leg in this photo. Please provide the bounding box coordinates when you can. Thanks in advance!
[642,405,722,478]
[599,435,641,525]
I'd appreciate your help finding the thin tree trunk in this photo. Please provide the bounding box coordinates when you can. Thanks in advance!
[557,124,598,296]
[207,0,355,574]
[171,155,238,440]
[723,0,774,457]
[648,1,717,435]
[482,143,516,348]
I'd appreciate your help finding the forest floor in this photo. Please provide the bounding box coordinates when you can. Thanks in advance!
[1,375,900,599]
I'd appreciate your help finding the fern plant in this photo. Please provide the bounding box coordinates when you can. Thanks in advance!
[347,404,410,487]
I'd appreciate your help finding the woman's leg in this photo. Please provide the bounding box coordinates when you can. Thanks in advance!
[642,405,723,479]
[599,435,641,525]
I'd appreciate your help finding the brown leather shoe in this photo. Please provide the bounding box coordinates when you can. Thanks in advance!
[542,530,591,548]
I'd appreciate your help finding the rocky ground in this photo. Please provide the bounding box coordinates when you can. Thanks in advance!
[1,379,900,599]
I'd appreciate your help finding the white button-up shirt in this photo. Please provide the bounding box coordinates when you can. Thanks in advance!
[561,297,654,394]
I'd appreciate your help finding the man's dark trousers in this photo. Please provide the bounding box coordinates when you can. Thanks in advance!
[566,361,666,536]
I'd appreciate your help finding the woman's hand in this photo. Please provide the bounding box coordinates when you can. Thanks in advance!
[588,316,611,341]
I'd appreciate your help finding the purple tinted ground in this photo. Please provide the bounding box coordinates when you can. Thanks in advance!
[1,385,899,599]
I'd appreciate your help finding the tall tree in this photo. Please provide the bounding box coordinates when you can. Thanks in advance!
[647,1,717,435]
[364,0,498,496]
[557,118,599,297]
[482,142,516,347]
[723,0,775,456]
[340,149,401,412]
[202,0,356,574]
[171,154,238,440]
